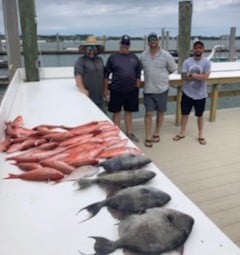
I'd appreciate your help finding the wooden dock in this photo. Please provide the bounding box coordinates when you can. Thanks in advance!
[132,107,240,247]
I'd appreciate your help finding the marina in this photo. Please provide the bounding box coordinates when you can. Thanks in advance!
[0,1,240,254]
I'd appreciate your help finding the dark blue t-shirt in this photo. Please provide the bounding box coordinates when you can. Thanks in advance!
[104,52,141,94]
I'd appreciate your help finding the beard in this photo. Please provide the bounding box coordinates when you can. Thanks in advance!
[194,52,202,57]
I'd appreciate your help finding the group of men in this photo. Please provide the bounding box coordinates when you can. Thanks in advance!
[74,33,211,147]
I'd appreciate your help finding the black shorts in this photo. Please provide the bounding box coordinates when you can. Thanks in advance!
[181,92,206,117]
[108,87,139,113]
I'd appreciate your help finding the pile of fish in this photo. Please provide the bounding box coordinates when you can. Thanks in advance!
[77,177,194,254]
[71,129,195,254]
[0,116,195,254]
[0,115,146,182]
[75,154,195,254]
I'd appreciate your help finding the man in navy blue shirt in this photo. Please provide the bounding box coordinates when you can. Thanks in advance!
[104,35,141,142]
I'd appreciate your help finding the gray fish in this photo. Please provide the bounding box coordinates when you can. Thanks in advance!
[60,165,99,182]
[77,185,171,222]
[88,208,194,255]
[98,153,152,172]
[75,169,156,190]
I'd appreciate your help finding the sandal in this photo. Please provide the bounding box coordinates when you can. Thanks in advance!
[152,135,160,143]
[198,137,207,145]
[173,135,185,141]
[145,139,153,148]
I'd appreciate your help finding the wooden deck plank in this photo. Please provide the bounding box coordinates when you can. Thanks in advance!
[131,107,240,248]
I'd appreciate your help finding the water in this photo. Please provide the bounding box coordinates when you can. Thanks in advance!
[1,39,240,116]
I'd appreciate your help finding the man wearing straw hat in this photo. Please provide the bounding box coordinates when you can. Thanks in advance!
[74,35,106,113]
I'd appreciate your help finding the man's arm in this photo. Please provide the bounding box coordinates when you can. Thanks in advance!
[74,74,89,96]
[104,78,110,98]
[190,72,210,81]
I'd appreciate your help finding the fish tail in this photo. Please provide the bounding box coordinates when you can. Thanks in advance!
[76,201,105,222]
[90,236,116,255]
[3,173,19,179]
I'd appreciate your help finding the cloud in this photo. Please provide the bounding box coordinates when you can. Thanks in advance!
[0,0,239,36]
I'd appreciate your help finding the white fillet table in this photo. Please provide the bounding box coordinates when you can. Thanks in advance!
[0,68,239,255]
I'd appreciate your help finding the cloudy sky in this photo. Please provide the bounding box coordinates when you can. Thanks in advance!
[0,0,239,37]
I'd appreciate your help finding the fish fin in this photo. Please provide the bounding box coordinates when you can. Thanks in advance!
[74,178,94,189]
[90,236,116,255]
[76,200,106,222]
[175,244,184,255]
[78,249,95,255]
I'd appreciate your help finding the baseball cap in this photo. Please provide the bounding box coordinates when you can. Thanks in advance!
[148,32,158,42]
[193,40,204,47]
[120,34,131,45]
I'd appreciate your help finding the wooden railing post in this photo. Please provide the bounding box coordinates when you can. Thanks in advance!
[209,84,219,121]
[175,87,182,125]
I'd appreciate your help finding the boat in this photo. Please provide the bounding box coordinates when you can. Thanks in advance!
[206,44,225,61]
[207,44,240,62]
[0,59,8,68]
[0,65,240,255]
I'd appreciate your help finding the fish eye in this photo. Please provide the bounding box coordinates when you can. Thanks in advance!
[166,214,174,223]
[141,188,150,195]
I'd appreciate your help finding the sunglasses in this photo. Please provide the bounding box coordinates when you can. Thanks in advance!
[121,42,130,46]
[86,46,97,51]
[148,37,158,43]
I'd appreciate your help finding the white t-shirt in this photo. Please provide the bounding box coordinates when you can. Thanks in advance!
[182,57,211,99]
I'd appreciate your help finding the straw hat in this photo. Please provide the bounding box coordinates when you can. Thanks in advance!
[79,35,104,54]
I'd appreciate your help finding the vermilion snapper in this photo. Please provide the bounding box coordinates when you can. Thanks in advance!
[4,167,64,181]
[40,159,75,174]
[12,162,42,171]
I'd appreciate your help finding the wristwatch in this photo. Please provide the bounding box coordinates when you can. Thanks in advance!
[189,74,192,78]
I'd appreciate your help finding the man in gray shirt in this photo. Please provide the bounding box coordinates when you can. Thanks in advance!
[140,32,177,147]
[173,40,211,145]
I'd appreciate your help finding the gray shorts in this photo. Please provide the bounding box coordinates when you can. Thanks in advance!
[143,90,169,112]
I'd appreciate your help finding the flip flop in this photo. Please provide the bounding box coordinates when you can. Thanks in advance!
[198,137,207,145]
[152,135,160,143]
[144,139,153,148]
[173,135,185,141]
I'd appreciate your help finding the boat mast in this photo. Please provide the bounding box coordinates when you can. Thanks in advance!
[18,0,39,81]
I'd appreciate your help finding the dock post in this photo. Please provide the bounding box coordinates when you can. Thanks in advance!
[176,87,182,126]
[228,27,236,61]
[177,1,192,71]
[161,28,165,49]
[56,33,60,52]
[2,0,22,80]
[176,0,192,125]
[18,0,39,81]
[165,31,169,51]
[209,84,218,122]
[144,35,147,50]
